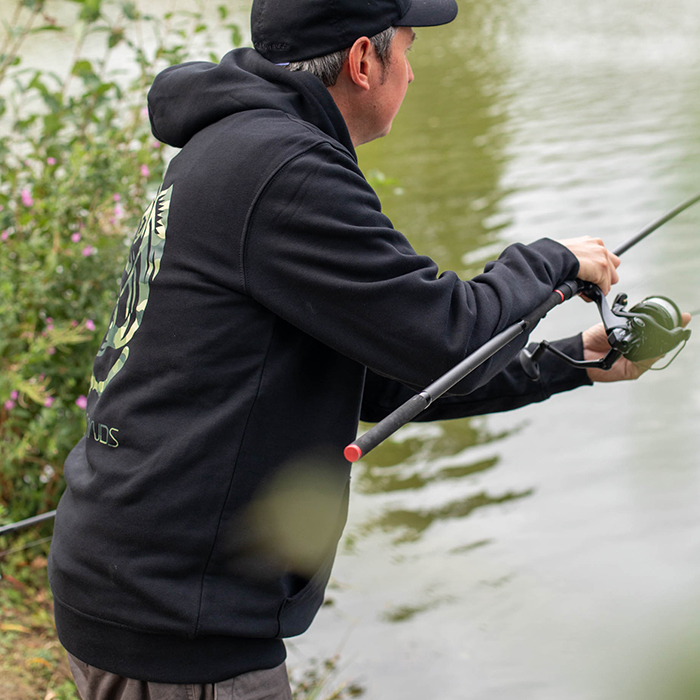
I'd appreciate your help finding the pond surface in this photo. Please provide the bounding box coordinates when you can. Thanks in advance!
[290,2,700,698]
[16,0,700,697]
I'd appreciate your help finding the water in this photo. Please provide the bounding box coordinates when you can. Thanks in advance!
[14,0,700,696]
[290,2,700,698]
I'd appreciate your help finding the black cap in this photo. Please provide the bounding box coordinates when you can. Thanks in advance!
[251,0,459,64]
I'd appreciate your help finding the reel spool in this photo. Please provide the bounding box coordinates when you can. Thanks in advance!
[614,295,688,362]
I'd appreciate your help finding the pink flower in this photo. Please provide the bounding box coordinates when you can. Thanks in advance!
[71,232,82,243]
[113,193,121,202]
[140,164,150,178]
[47,157,56,165]
[82,245,94,257]
[86,319,96,331]
[75,395,88,410]
[114,203,124,220]
[44,397,54,408]
[4,400,15,411]
[10,390,18,400]
[47,347,56,355]
[152,141,161,149]
[1,231,9,242]
[21,188,34,207]
[70,320,78,327]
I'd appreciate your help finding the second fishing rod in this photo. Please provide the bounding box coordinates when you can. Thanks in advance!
[344,192,699,463]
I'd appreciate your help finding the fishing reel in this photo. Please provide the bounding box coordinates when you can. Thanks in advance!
[520,282,691,380]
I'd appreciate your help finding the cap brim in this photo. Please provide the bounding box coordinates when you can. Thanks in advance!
[396,0,458,27]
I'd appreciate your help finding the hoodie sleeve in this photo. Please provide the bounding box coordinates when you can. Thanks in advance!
[360,335,593,423]
[243,141,580,394]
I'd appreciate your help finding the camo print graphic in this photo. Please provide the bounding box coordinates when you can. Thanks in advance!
[90,185,173,396]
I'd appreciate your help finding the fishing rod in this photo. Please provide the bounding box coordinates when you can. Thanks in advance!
[1,196,698,535]
[0,509,57,537]
[344,192,700,463]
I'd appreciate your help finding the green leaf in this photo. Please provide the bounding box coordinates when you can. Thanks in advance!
[218,5,229,20]
[121,1,138,20]
[108,30,124,49]
[228,23,242,47]
[28,25,65,34]
[71,59,94,79]
[78,0,102,23]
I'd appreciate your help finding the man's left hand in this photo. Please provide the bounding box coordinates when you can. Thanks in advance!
[583,312,692,383]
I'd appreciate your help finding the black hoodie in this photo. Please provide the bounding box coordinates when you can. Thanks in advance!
[48,49,590,683]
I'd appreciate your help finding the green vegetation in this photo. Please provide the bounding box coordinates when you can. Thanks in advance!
[0,0,238,525]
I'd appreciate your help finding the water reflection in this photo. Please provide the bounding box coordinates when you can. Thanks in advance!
[360,0,516,275]
[358,487,533,545]
[380,593,456,623]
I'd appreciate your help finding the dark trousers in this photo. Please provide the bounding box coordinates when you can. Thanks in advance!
[68,653,293,700]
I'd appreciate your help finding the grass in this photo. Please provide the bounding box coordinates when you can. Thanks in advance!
[0,539,79,700]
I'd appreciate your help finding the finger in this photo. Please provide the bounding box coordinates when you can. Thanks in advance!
[681,312,692,327]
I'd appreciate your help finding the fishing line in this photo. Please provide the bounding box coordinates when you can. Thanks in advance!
[0,536,52,560]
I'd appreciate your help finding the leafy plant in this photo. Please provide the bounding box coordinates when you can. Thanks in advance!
[0,0,241,523]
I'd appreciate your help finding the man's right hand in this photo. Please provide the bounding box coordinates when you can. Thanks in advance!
[557,236,621,296]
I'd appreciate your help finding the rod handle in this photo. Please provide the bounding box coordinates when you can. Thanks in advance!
[344,392,431,462]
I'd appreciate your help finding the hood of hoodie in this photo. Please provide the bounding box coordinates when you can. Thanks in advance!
[147,48,356,159]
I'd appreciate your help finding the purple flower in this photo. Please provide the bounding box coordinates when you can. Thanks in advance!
[10,390,18,400]
[75,395,88,410]
[140,164,150,178]
[44,397,54,408]
[71,232,81,243]
[86,319,96,331]
[21,188,34,207]
[4,400,15,411]
[82,245,94,257]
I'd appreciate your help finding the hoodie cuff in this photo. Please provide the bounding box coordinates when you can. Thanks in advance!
[527,238,581,283]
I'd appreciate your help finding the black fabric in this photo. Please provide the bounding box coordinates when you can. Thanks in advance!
[49,47,591,684]
[251,0,458,63]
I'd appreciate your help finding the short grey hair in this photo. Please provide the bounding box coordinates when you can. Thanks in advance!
[285,26,398,87]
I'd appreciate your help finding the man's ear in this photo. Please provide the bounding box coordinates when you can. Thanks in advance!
[346,36,373,91]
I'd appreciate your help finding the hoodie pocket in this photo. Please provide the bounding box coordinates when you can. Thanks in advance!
[276,479,350,637]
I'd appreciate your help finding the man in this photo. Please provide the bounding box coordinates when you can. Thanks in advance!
[48,1,657,698]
